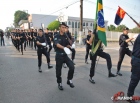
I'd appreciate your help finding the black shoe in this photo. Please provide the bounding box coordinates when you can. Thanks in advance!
[48,65,53,69]
[38,67,42,73]
[85,60,88,64]
[67,80,75,88]
[58,83,63,90]
[117,72,122,76]
[127,100,137,103]
[108,73,117,78]
[89,78,95,84]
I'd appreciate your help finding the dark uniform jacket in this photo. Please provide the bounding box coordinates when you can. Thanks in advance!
[54,33,69,53]
[119,34,129,47]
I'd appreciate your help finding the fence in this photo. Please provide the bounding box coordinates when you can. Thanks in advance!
[76,31,137,42]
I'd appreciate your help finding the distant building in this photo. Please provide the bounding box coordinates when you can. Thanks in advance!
[26,14,108,36]
[28,14,58,29]
[18,20,29,29]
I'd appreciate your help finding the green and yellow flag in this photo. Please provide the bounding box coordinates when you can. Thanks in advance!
[97,0,107,46]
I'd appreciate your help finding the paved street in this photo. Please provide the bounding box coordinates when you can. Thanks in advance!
[0,37,140,103]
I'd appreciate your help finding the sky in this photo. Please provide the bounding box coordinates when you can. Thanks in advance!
[0,0,140,30]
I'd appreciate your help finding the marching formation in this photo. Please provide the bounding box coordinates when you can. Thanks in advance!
[9,22,140,103]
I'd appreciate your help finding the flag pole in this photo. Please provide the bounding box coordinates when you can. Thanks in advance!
[125,12,140,28]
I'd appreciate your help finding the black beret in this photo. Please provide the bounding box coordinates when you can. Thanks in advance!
[123,27,129,30]
[59,22,67,27]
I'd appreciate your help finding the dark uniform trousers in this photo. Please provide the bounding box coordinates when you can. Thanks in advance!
[48,43,52,53]
[127,56,140,96]
[37,48,50,67]
[33,39,37,49]
[55,53,75,83]
[117,47,132,72]
[85,45,91,60]
[69,48,76,60]
[16,40,20,50]
[90,50,112,77]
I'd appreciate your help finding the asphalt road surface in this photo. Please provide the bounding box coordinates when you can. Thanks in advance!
[0,37,140,103]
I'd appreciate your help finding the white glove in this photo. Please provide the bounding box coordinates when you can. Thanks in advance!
[64,47,71,55]
[47,45,49,48]
[133,34,139,39]
[71,43,75,49]
[41,43,46,46]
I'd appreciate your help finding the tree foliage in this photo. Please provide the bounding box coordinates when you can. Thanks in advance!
[14,10,29,27]
[115,24,127,32]
[108,24,116,31]
[47,21,60,30]
[130,27,140,33]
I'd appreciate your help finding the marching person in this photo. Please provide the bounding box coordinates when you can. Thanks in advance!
[88,29,116,84]
[44,28,52,56]
[54,22,75,90]
[127,34,140,103]
[117,27,133,76]
[65,26,76,64]
[19,30,26,55]
[33,29,38,50]
[36,29,53,73]
[85,30,92,64]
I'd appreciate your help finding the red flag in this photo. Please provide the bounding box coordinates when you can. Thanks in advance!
[114,7,126,25]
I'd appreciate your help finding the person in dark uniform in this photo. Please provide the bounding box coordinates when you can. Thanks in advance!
[0,31,5,46]
[65,26,76,64]
[19,30,26,55]
[36,29,53,72]
[54,29,58,36]
[54,22,75,90]
[117,27,134,76]
[16,29,20,52]
[44,29,52,55]
[127,34,140,103]
[85,30,92,64]
[30,29,34,49]
[33,29,37,50]
[53,29,58,51]
[23,30,28,51]
[88,29,116,84]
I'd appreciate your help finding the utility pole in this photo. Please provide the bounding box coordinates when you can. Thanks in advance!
[79,0,83,44]
[80,0,83,31]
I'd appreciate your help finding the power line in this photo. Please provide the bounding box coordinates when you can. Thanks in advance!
[32,0,80,22]
[84,0,140,19]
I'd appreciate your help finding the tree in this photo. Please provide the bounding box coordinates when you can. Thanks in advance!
[108,24,116,31]
[115,24,127,32]
[14,10,29,27]
[131,27,140,33]
[47,21,60,30]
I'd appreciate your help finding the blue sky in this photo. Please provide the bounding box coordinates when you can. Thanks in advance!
[0,0,140,30]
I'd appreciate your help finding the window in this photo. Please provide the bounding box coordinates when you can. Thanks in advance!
[68,21,71,25]
[78,22,80,28]
[83,22,85,26]
[86,22,88,26]
[90,23,92,26]
[75,22,77,28]
[72,22,74,28]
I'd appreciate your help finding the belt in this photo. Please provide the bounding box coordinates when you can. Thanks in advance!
[120,47,129,49]
[56,52,66,55]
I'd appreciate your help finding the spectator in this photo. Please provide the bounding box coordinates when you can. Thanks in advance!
[0,31,5,46]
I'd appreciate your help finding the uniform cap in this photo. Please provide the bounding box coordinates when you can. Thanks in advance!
[59,22,67,27]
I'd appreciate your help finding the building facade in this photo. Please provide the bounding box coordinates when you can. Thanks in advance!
[27,14,108,36]
[28,14,58,29]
